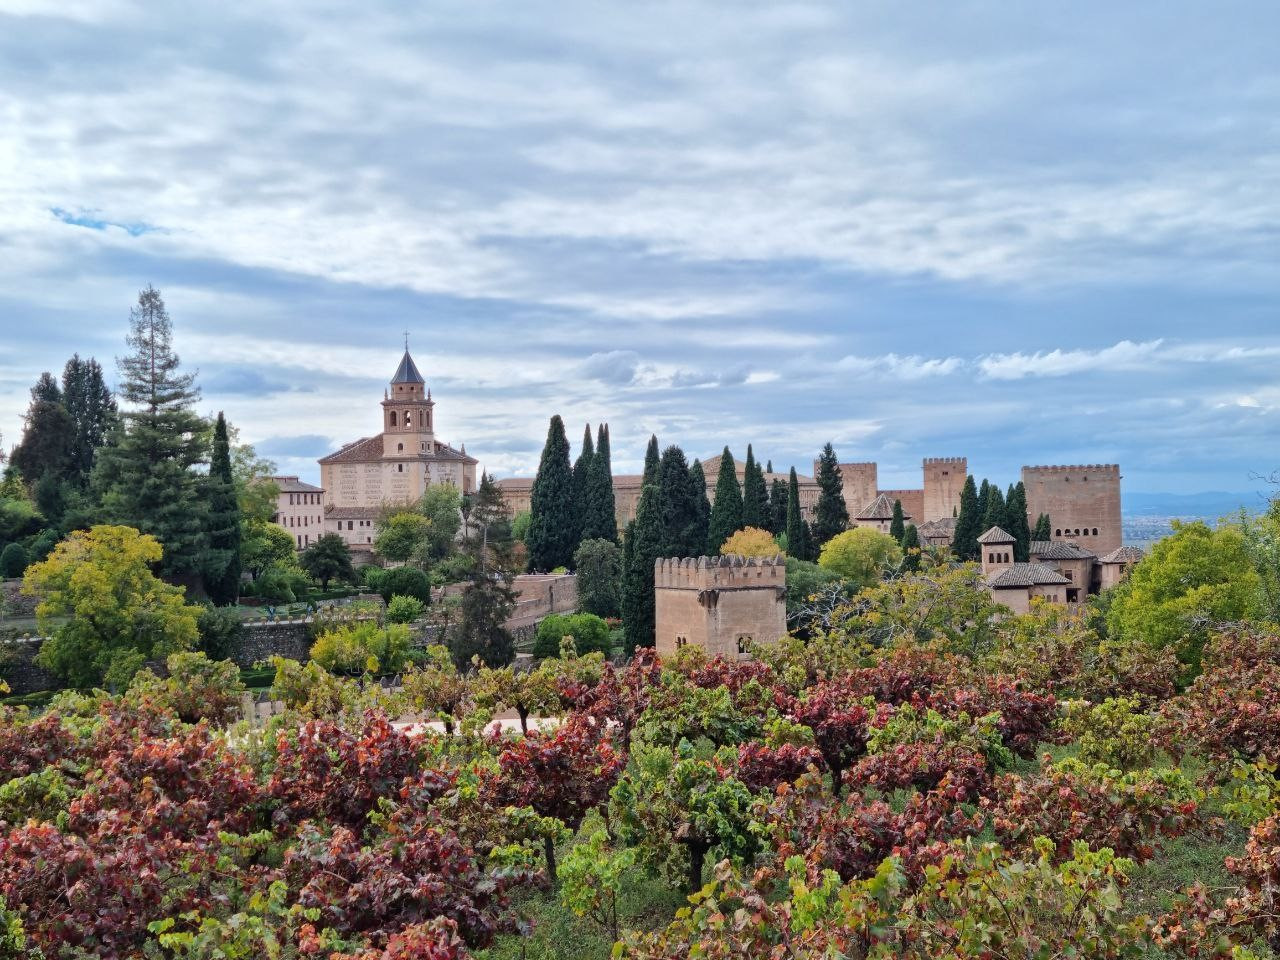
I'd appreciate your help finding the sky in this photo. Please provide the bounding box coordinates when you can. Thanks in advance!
[1,2,1278,497]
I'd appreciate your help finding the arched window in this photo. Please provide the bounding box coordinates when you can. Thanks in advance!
[404,411,412,426]
[389,411,397,426]
[1055,529,1062,537]
[1092,527,1099,536]
[397,443,403,452]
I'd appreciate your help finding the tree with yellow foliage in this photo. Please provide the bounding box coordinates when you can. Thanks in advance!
[719,526,782,558]
[23,525,201,688]
[817,527,902,589]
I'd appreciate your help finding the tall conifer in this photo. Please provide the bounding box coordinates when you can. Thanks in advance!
[769,477,788,534]
[951,474,981,561]
[642,435,661,487]
[622,482,661,652]
[902,523,921,571]
[10,373,73,487]
[657,445,701,557]
[741,445,769,530]
[1033,513,1052,542]
[980,483,1006,535]
[785,467,810,560]
[571,423,595,549]
[1007,482,1032,561]
[812,442,849,547]
[706,447,743,553]
[583,423,617,542]
[688,459,711,554]
[61,355,116,487]
[890,499,905,542]
[203,412,242,605]
[527,415,576,571]
[94,286,208,577]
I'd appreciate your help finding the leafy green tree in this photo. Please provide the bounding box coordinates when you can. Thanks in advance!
[93,286,209,577]
[24,525,201,687]
[559,830,635,944]
[511,510,532,544]
[622,483,662,653]
[812,442,849,547]
[240,519,295,580]
[642,434,661,487]
[10,372,73,490]
[688,459,710,553]
[60,354,116,487]
[706,447,743,554]
[720,527,781,557]
[741,445,770,530]
[980,482,1006,535]
[785,467,811,560]
[450,472,517,669]
[583,422,617,542]
[202,412,241,605]
[769,477,788,534]
[375,512,430,566]
[0,543,27,578]
[817,527,902,588]
[658,445,703,557]
[952,474,982,560]
[571,423,595,547]
[418,484,463,562]
[889,498,905,542]
[527,415,577,572]
[1107,520,1259,674]
[379,565,432,604]
[1034,512,1052,542]
[1006,482,1033,561]
[300,533,354,589]
[902,523,921,572]
[575,537,622,618]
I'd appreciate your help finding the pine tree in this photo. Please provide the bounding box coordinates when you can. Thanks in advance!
[688,459,711,554]
[571,423,595,551]
[583,423,617,542]
[980,483,1006,535]
[622,483,662,653]
[706,447,743,553]
[527,415,576,571]
[642,434,661,487]
[1007,482,1033,562]
[61,355,116,487]
[951,475,981,561]
[769,477,789,534]
[812,442,849,547]
[94,286,209,577]
[451,472,517,669]
[785,467,810,560]
[1034,513,1052,542]
[10,372,73,488]
[741,445,769,530]
[902,524,921,571]
[889,499,905,542]
[203,412,242,605]
[657,445,701,557]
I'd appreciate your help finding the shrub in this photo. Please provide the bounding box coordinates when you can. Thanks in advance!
[269,656,350,716]
[359,564,386,591]
[379,566,432,604]
[386,594,426,624]
[196,604,242,661]
[533,612,611,658]
[126,652,246,726]
[1163,658,1280,774]
[255,565,297,604]
[310,621,411,675]
[0,543,27,578]
[1060,696,1160,770]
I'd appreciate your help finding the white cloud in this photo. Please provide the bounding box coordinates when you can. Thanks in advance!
[976,340,1165,380]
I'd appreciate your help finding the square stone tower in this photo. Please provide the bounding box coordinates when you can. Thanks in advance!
[654,555,787,659]
[830,462,878,515]
[1022,464,1123,555]
[923,457,966,522]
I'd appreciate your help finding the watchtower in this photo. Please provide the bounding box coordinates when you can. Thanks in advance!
[654,555,787,659]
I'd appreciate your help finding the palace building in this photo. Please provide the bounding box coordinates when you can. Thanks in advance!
[318,347,477,552]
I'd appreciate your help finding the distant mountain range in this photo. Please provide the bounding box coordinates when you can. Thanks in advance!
[1123,491,1270,519]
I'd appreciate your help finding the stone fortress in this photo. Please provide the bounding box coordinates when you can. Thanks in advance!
[654,555,788,659]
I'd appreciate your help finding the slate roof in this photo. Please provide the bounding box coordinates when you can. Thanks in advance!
[1030,540,1096,560]
[1099,546,1145,564]
[988,563,1072,589]
[318,436,477,465]
[391,350,425,384]
[977,525,1016,544]
[856,493,898,520]
[272,475,324,493]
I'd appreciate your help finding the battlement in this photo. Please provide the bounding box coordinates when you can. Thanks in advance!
[837,461,878,468]
[1022,464,1120,474]
[655,554,786,590]
[923,457,966,466]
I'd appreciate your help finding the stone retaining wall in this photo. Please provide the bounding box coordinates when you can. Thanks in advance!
[2,580,37,618]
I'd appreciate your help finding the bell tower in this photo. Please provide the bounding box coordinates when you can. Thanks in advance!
[381,341,436,458]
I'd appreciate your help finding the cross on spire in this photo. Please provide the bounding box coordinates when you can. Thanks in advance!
[403,330,410,351]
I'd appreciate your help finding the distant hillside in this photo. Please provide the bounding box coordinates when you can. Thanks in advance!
[1124,491,1267,520]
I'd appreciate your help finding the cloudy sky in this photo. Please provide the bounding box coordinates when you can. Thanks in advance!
[1,2,1278,496]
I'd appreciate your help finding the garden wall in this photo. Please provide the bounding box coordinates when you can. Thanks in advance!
[2,579,37,618]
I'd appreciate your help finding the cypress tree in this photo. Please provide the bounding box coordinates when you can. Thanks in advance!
[526,415,576,571]
[687,459,711,555]
[571,423,595,550]
[622,483,662,652]
[902,523,921,571]
[769,477,789,534]
[61,355,116,487]
[1034,513,1052,542]
[889,499,905,542]
[812,442,849,547]
[978,479,990,515]
[642,434,661,487]
[706,447,743,553]
[741,445,769,530]
[657,445,701,557]
[10,373,73,488]
[94,286,209,577]
[951,475,981,561]
[584,423,617,542]
[766,460,773,473]
[980,483,1006,535]
[785,467,810,560]
[1007,482,1033,561]
[203,412,242,605]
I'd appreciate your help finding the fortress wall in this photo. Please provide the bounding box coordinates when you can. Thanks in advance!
[835,462,878,514]
[877,488,925,523]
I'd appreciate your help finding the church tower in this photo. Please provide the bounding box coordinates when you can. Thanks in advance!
[381,348,437,458]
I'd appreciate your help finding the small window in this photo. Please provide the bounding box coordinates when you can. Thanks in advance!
[397,443,403,452]
[1055,529,1062,537]
[404,411,412,426]
[398,464,403,473]
[1092,527,1099,536]
[675,636,687,648]
[1065,570,1073,581]
[390,412,397,426]
[737,635,751,655]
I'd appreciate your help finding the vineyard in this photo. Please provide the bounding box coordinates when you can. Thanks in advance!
[3,607,1280,959]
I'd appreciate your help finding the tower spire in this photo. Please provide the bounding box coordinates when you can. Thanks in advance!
[404,330,409,351]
